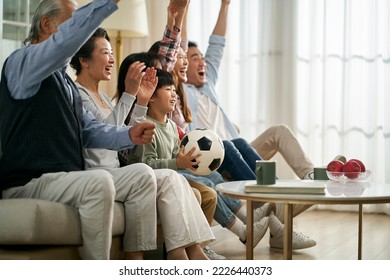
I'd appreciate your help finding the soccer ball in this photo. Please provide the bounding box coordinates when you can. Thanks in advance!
[180,129,225,176]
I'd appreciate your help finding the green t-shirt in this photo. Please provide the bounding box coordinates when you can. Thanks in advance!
[128,116,180,170]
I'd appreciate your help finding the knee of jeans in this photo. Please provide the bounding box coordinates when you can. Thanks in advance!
[222,140,241,159]
[222,140,235,151]
[232,137,249,147]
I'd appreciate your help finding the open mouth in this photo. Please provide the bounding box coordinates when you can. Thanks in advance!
[105,65,113,74]
[179,67,187,76]
[197,67,206,77]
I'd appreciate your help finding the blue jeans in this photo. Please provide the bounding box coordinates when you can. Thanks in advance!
[218,138,263,180]
[179,170,242,228]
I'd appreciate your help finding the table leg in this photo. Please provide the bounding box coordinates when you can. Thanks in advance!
[283,203,293,260]
[246,200,254,260]
[358,204,363,260]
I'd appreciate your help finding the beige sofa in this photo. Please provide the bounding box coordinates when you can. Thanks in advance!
[0,198,164,260]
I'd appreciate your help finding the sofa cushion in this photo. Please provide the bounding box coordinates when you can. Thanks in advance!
[0,199,125,245]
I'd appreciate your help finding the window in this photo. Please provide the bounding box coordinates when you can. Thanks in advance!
[188,0,389,186]
[1,0,39,72]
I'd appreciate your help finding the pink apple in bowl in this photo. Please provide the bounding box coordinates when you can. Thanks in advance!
[327,160,344,177]
[349,158,366,172]
[343,160,361,179]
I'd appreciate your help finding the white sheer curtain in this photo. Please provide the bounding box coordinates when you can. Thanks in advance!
[295,0,389,182]
[187,0,308,176]
[294,0,390,213]
[187,0,390,213]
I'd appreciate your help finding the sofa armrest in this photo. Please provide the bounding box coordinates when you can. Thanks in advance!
[0,199,81,245]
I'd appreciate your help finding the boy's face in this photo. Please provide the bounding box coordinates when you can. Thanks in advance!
[151,85,177,114]
[186,46,207,87]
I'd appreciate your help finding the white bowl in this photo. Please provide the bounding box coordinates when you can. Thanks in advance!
[326,170,371,182]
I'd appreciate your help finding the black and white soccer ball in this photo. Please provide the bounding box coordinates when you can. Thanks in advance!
[180,129,225,176]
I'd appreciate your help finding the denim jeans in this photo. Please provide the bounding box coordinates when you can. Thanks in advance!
[218,138,263,180]
[179,170,242,228]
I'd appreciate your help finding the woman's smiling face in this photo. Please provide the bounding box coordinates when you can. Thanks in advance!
[84,37,114,82]
[174,47,188,83]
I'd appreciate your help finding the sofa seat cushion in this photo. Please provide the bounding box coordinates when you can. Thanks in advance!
[0,199,125,245]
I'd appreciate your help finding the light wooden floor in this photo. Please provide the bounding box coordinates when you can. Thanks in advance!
[207,209,390,260]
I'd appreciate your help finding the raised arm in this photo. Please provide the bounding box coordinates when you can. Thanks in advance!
[6,0,119,99]
[180,0,190,52]
[157,0,189,71]
[169,0,189,30]
[212,0,230,36]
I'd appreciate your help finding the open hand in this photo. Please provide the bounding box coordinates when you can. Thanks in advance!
[176,145,201,170]
[136,67,158,106]
[169,0,189,13]
[124,61,146,96]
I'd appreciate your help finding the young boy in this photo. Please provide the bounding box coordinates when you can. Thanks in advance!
[128,69,271,250]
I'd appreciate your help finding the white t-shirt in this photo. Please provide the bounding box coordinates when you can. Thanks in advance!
[197,95,232,140]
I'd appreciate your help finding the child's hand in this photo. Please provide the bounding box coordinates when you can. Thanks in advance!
[136,67,158,106]
[124,61,146,96]
[176,145,201,170]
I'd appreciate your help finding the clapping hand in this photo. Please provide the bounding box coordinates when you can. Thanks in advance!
[136,67,158,106]
[124,61,146,96]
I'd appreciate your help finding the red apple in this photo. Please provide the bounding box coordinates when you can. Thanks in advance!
[327,160,344,177]
[327,160,344,172]
[343,160,361,179]
[349,158,366,172]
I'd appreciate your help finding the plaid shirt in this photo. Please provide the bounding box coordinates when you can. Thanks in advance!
[158,26,181,72]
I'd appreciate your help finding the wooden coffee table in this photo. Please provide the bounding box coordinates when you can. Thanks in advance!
[216,180,390,260]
